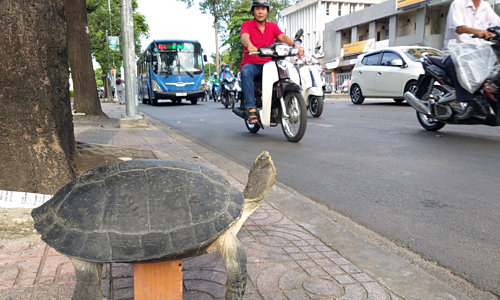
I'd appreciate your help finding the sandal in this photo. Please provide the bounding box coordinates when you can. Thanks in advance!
[248,109,258,124]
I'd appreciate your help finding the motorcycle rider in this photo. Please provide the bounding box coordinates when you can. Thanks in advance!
[219,65,235,103]
[210,72,219,99]
[240,0,303,124]
[442,0,500,119]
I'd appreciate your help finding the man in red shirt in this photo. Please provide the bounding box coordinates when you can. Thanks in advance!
[240,0,303,124]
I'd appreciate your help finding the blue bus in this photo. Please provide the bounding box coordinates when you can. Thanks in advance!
[137,40,207,105]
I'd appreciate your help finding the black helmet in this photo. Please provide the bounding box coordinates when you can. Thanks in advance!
[251,0,270,14]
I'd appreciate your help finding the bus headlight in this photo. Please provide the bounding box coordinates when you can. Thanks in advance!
[152,80,162,92]
[198,79,206,91]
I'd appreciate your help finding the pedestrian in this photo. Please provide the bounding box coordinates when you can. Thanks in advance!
[116,74,125,105]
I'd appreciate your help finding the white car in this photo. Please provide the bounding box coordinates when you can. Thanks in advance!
[349,46,441,104]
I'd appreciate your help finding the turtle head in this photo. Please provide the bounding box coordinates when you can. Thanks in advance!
[243,151,277,202]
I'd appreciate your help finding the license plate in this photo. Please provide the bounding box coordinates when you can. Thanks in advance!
[176,93,187,96]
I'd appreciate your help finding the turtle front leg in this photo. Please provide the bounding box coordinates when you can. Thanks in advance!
[220,235,247,300]
[69,257,104,300]
[207,230,248,300]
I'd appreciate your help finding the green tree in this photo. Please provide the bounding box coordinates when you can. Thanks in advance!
[86,0,149,97]
[204,62,216,81]
[176,0,234,74]
[0,0,77,194]
[67,0,105,116]
[95,68,103,87]
[222,0,288,72]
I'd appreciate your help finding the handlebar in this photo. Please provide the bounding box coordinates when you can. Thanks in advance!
[471,34,494,41]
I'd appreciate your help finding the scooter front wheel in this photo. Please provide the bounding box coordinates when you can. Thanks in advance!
[309,96,324,117]
[245,119,261,133]
[281,91,307,142]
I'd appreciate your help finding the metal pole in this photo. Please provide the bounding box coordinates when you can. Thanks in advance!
[106,30,111,99]
[119,0,139,118]
[108,0,115,96]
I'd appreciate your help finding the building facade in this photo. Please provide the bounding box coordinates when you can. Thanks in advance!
[281,0,386,57]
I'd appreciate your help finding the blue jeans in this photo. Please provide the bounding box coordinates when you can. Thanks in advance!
[241,63,264,109]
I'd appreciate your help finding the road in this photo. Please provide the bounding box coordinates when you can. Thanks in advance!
[139,97,500,295]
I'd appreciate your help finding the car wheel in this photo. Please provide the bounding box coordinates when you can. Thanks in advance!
[191,98,198,105]
[350,84,365,105]
[405,81,418,95]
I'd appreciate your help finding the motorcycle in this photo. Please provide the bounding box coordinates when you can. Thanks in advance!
[232,29,307,142]
[221,76,237,109]
[404,26,500,131]
[295,56,325,117]
[213,82,220,102]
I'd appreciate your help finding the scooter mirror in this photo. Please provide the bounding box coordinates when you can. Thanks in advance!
[295,29,304,39]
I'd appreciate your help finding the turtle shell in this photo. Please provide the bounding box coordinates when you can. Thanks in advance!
[32,160,244,263]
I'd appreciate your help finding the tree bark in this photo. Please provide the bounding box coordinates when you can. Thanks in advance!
[213,3,220,74]
[66,0,106,116]
[0,0,78,194]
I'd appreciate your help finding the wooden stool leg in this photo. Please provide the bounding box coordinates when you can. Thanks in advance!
[133,260,183,300]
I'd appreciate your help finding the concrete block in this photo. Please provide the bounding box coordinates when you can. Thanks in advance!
[119,117,148,129]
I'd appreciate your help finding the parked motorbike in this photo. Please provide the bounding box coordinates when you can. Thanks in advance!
[404,26,500,131]
[232,29,307,142]
[296,56,324,117]
[221,76,237,109]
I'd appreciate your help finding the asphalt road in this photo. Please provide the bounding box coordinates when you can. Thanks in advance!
[139,97,500,295]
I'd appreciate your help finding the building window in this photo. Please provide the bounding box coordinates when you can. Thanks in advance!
[338,3,342,16]
[326,2,330,15]
[359,35,365,41]
[349,3,356,13]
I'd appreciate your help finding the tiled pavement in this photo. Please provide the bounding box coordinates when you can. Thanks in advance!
[0,103,403,299]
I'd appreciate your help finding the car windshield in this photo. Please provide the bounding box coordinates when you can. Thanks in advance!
[402,48,442,62]
[151,42,203,77]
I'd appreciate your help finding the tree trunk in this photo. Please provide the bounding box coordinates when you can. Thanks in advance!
[66,0,106,116]
[0,0,78,194]
[213,3,220,74]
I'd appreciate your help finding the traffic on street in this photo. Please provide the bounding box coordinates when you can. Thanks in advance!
[138,96,500,296]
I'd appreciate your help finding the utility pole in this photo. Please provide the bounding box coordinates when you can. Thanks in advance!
[108,0,115,90]
[119,0,145,127]
[106,29,111,99]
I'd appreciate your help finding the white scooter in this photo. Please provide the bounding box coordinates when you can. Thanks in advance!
[232,29,307,142]
[295,56,324,117]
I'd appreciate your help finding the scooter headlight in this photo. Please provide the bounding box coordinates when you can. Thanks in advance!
[259,47,273,56]
[275,44,290,56]
[226,77,233,82]
[152,79,162,92]
[290,47,299,55]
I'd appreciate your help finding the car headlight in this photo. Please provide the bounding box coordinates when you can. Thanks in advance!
[152,79,162,92]
[275,44,290,56]
[198,79,206,91]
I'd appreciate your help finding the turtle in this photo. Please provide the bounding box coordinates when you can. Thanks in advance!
[31,151,277,300]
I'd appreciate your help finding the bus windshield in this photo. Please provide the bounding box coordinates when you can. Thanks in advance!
[151,42,203,77]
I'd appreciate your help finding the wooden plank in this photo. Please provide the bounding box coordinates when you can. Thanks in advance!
[133,260,183,300]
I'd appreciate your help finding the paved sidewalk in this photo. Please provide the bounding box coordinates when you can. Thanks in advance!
[0,102,412,299]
